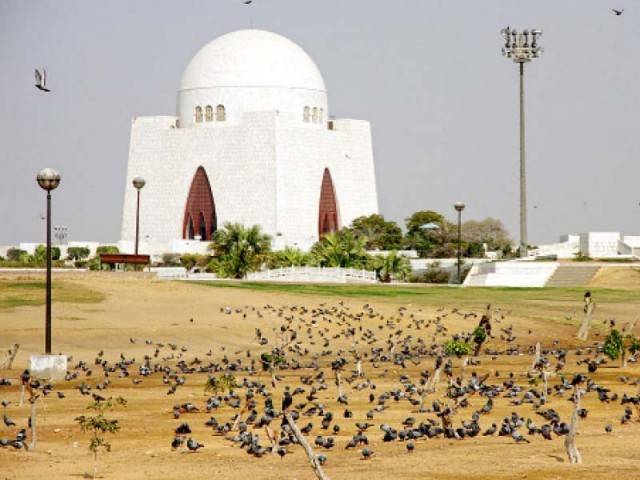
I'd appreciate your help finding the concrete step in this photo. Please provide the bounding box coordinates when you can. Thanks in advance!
[545,265,600,287]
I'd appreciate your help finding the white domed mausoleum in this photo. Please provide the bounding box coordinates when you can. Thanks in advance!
[119,29,379,254]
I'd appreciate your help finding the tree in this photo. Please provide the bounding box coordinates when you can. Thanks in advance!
[34,245,61,262]
[75,396,127,479]
[404,210,454,258]
[180,253,209,271]
[346,214,403,250]
[208,223,272,279]
[6,248,28,262]
[267,247,310,269]
[462,218,512,252]
[372,251,412,282]
[310,230,370,268]
[67,247,90,261]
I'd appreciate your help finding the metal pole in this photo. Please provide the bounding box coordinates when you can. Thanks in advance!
[457,210,462,284]
[519,61,527,258]
[135,189,140,255]
[45,191,52,354]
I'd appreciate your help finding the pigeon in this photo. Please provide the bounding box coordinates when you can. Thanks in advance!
[612,8,624,16]
[361,447,374,460]
[186,437,204,452]
[34,68,51,92]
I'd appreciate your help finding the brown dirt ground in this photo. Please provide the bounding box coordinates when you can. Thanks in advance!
[1,273,640,480]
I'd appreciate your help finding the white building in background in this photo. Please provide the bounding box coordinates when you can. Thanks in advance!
[119,29,379,255]
[533,232,640,259]
[579,232,621,258]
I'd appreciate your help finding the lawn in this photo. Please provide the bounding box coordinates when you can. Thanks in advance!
[0,278,105,310]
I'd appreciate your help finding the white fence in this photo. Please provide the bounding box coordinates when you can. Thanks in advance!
[247,266,377,284]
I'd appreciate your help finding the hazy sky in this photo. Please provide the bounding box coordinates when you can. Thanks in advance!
[1,0,639,246]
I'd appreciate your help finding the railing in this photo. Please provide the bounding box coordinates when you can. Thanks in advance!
[247,266,377,284]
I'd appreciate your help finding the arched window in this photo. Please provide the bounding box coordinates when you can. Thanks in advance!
[205,105,213,122]
[312,107,318,124]
[303,106,310,123]
[187,215,195,239]
[216,104,226,121]
[199,212,207,240]
[195,106,203,123]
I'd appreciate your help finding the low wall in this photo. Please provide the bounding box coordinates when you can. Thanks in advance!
[464,261,558,287]
[247,266,377,284]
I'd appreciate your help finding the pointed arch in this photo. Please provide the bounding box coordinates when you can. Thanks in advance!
[318,168,339,237]
[183,166,217,241]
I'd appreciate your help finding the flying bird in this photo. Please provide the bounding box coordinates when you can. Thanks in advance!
[244,0,253,4]
[612,9,624,16]
[34,68,50,92]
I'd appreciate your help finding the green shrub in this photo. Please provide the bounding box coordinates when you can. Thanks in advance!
[6,248,28,262]
[604,329,624,360]
[573,252,593,262]
[161,253,181,266]
[421,262,450,284]
[96,245,119,255]
[472,326,487,344]
[626,335,640,355]
[443,338,472,356]
[68,247,91,261]
[204,374,238,394]
[75,260,89,269]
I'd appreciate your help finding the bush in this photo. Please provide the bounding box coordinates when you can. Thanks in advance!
[443,338,473,356]
[34,244,61,262]
[68,247,90,261]
[180,253,209,271]
[6,248,28,262]
[627,335,640,355]
[421,262,450,284]
[604,329,623,360]
[573,252,593,262]
[74,260,89,269]
[96,245,119,255]
[161,253,181,266]
[472,326,487,344]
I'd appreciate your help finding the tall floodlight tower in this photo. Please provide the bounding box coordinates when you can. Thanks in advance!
[501,27,543,258]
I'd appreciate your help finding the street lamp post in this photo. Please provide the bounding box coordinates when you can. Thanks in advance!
[501,27,543,258]
[37,168,61,354]
[132,177,146,255]
[454,202,465,284]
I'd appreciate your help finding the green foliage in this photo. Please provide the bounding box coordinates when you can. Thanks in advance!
[404,210,449,258]
[461,218,512,252]
[6,248,28,262]
[67,247,91,261]
[465,242,485,258]
[75,396,126,463]
[180,253,209,271]
[208,223,272,279]
[96,245,119,255]
[74,260,88,269]
[260,352,285,371]
[34,244,61,262]
[604,329,624,360]
[624,334,640,355]
[266,247,311,269]
[573,252,593,262]
[443,338,473,356]
[204,373,238,394]
[161,253,181,266]
[345,214,403,251]
[419,261,451,284]
[371,251,412,282]
[472,326,487,344]
[310,230,371,268]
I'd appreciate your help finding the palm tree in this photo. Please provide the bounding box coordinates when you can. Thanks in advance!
[267,246,310,268]
[310,231,369,268]
[208,223,272,278]
[374,251,412,283]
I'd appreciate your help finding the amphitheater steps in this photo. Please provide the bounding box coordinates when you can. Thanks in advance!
[545,265,600,287]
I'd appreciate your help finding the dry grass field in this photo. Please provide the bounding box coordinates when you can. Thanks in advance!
[2,272,640,479]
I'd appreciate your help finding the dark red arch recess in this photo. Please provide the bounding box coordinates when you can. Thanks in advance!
[318,168,339,237]
[183,166,217,240]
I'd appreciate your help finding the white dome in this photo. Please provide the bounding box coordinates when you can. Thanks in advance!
[180,30,326,93]
[177,30,328,127]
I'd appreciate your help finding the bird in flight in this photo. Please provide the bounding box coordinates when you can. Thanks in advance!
[612,8,624,16]
[34,68,50,92]
[244,0,253,4]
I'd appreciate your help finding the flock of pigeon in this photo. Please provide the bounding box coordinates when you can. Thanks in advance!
[1,298,640,476]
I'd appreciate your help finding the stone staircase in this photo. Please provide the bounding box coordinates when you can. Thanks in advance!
[545,265,600,287]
